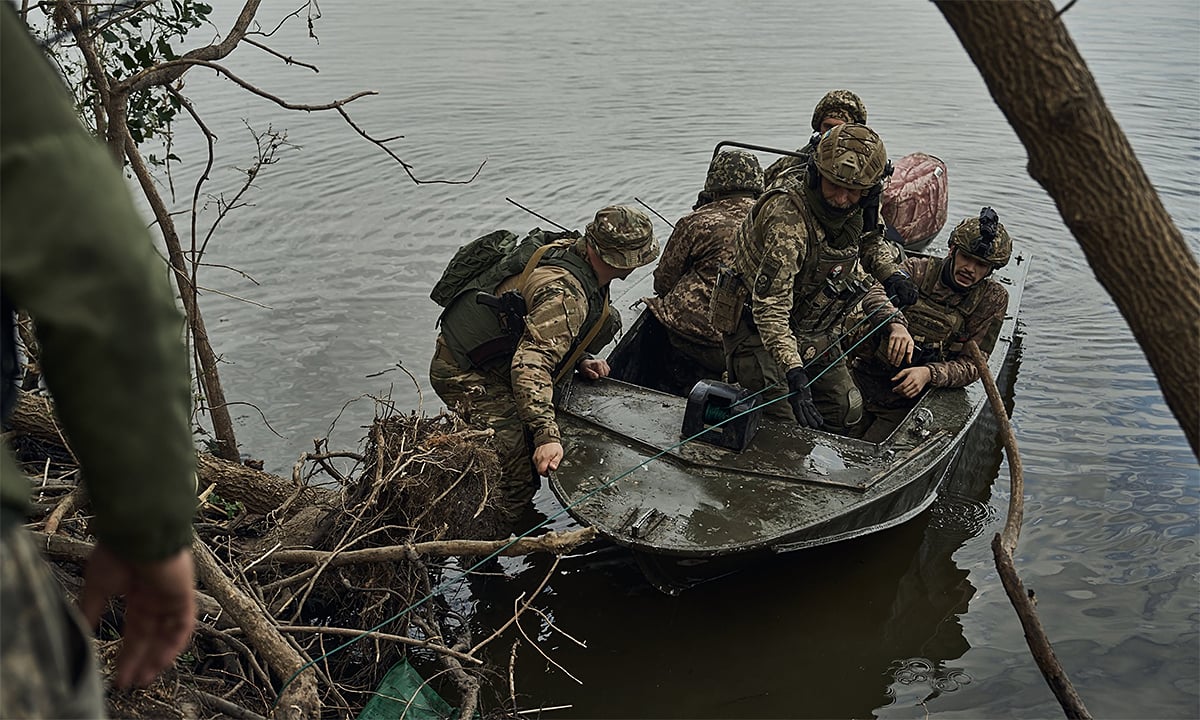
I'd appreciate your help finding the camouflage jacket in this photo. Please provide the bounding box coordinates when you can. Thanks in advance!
[644,195,756,346]
[861,256,1008,388]
[732,187,903,372]
[497,258,618,447]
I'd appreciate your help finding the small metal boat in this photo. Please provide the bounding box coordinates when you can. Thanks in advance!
[548,250,1029,593]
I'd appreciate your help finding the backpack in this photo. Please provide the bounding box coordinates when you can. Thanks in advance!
[429,229,520,308]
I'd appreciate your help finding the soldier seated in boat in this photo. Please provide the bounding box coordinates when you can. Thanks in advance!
[643,149,764,395]
[429,206,659,520]
[850,207,1013,443]
[710,123,919,436]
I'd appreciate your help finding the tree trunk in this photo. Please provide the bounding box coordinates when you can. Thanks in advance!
[121,129,242,462]
[936,0,1200,458]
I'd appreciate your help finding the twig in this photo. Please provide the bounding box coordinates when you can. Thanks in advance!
[194,622,274,691]
[966,340,1090,719]
[42,485,82,535]
[191,689,268,720]
[469,556,560,656]
[271,625,481,666]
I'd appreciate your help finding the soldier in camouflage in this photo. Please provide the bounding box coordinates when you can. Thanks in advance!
[714,123,919,434]
[430,205,658,518]
[763,89,868,189]
[643,149,764,394]
[851,207,1013,442]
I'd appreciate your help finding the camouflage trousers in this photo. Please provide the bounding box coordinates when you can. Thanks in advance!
[722,323,864,433]
[661,328,726,397]
[851,358,919,443]
[1,506,105,719]
[429,335,539,516]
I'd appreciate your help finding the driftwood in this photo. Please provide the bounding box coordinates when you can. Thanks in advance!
[5,389,592,719]
[966,340,1092,719]
[192,537,320,719]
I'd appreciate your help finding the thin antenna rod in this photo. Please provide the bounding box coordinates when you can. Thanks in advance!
[505,197,570,232]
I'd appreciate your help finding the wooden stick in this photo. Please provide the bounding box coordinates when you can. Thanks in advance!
[191,535,321,720]
[260,527,596,567]
[965,340,1091,719]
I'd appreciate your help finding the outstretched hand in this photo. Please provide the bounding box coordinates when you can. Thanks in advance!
[78,543,196,689]
[890,366,933,399]
[577,358,610,380]
[533,441,564,475]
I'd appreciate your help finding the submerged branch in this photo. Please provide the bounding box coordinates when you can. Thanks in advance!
[966,340,1091,719]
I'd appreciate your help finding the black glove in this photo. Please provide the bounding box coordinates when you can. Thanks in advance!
[785,367,824,429]
[883,272,919,308]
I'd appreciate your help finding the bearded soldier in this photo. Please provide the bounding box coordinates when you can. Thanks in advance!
[644,149,764,393]
[430,205,658,517]
[710,123,919,434]
[851,207,1013,442]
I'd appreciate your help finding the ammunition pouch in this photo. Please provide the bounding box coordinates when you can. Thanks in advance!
[710,264,748,334]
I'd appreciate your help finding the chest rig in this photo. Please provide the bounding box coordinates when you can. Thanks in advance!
[775,186,867,336]
[903,256,986,360]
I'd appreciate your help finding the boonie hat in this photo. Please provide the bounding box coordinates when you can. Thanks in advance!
[585,205,659,270]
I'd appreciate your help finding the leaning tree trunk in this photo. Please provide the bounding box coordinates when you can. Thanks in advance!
[935,0,1200,458]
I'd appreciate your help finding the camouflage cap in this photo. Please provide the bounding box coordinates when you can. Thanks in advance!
[810,89,868,132]
[704,149,765,197]
[585,205,659,270]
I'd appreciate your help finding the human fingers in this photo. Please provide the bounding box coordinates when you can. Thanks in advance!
[114,550,196,688]
[79,543,129,628]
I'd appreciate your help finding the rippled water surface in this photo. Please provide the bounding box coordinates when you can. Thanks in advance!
[169,1,1198,717]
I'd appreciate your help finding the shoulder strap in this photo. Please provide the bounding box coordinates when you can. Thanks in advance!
[554,295,610,386]
[516,239,611,385]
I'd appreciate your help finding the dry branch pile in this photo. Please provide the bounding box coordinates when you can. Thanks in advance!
[5,390,594,719]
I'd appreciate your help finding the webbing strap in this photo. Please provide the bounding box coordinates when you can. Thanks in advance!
[516,240,611,386]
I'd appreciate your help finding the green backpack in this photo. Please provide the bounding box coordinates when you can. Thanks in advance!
[429,229,521,307]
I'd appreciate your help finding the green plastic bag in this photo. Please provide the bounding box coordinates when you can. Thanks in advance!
[357,659,456,720]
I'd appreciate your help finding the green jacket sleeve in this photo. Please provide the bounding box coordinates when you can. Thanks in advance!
[1,5,196,562]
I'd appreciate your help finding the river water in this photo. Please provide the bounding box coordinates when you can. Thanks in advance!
[165,0,1198,717]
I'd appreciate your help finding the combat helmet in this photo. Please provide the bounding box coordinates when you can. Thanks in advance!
[949,206,1012,268]
[704,149,765,197]
[812,123,888,191]
[810,89,867,132]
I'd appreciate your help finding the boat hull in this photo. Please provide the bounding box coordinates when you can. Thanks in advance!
[548,249,1028,578]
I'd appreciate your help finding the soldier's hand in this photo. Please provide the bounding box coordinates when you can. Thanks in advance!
[890,366,932,398]
[533,441,564,475]
[884,324,915,367]
[577,358,610,380]
[883,272,919,308]
[784,366,825,429]
[79,543,196,689]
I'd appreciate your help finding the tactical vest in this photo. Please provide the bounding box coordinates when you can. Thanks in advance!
[737,183,865,337]
[903,256,987,360]
[439,237,607,377]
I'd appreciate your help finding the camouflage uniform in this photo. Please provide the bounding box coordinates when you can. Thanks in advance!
[721,170,904,432]
[764,89,868,189]
[2,6,197,715]
[430,207,657,515]
[853,255,1009,441]
[644,150,763,391]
